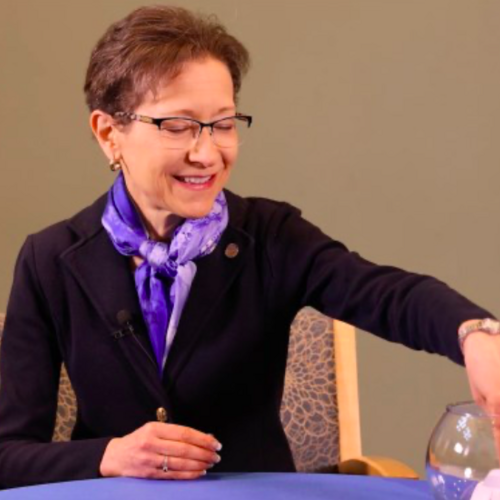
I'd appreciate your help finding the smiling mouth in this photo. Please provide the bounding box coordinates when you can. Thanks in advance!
[174,174,216,188]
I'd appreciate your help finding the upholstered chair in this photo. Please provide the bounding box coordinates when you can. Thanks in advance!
[281,307,417,477]
[281,307,345,472]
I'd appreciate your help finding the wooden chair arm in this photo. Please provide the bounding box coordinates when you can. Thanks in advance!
[338,455,419,479]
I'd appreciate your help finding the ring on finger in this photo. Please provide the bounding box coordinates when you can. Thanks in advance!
[162,455,169,473]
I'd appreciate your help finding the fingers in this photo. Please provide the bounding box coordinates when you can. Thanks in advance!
[152,437,221,465]
[156,454,215,473]
[129,452,212,480]
[99,422,222,480]
[151,422,222,452]
[138,422,221,464]
[481,398,500,459]
[147,422,222,465]
[121,452,207,480]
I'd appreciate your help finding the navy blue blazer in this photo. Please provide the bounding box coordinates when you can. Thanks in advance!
[0,190,491,488]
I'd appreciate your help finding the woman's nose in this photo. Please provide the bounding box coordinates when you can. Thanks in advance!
[188,127,219,166]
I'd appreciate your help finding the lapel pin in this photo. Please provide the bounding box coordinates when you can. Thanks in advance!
[225,243,239,259]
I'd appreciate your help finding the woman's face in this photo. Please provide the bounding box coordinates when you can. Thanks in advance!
[113,57,238,223]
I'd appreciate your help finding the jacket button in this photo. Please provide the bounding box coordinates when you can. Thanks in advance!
[156,407,168,423]
[225,243,239,258]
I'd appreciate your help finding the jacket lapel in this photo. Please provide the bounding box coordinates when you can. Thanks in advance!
[60,196,165,402]
[163,224,253,387]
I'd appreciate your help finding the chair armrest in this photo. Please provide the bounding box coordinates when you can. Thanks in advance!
[338,455,419,479]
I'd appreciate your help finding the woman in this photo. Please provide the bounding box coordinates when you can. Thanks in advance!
[0,5,499,489]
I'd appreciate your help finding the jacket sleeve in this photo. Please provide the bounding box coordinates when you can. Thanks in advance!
[266,205,494,365]
[0,236,112,489]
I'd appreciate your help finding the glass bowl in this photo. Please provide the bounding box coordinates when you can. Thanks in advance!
[426,401,500,500]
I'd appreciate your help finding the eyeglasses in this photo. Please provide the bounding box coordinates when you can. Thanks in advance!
[114,112,253,150]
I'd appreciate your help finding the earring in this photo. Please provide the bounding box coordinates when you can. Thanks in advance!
[109,158,122,172]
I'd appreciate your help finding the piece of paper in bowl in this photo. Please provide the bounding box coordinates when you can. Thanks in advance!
[472,470,500,500]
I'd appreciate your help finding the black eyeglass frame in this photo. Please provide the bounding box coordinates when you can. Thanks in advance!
[114,111,253,135]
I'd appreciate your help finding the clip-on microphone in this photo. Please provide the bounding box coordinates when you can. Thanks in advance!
[112,309,136,339]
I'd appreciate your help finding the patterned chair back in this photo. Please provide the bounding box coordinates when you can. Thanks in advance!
[281,307,340,472]
[0,308,346,471]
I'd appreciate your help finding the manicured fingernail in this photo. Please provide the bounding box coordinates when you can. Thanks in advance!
[215,454,222,463]
[215,442,222,451]
[201,470,207,476]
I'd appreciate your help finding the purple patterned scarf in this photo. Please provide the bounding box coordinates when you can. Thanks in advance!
[102,173,228,374]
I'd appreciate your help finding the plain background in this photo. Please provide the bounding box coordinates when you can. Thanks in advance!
[1,0,500,476]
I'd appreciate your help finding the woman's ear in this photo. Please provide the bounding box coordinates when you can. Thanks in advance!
[89,110,121,162]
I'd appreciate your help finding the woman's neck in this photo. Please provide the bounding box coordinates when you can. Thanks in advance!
[141,209,184,242]
[124,181,183,242]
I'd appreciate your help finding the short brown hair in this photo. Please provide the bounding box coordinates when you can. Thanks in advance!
[84,5,250,115]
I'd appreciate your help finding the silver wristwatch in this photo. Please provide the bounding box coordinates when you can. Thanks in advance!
[458,318,500,351]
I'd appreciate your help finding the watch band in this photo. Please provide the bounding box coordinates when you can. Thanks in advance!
[458,318,500,351]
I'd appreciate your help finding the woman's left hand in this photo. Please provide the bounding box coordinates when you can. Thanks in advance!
[463,328,500,453]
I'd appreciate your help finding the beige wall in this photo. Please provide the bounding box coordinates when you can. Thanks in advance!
[1,0,500,476]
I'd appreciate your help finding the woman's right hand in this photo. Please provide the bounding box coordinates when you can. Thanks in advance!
[99,422,222,480]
